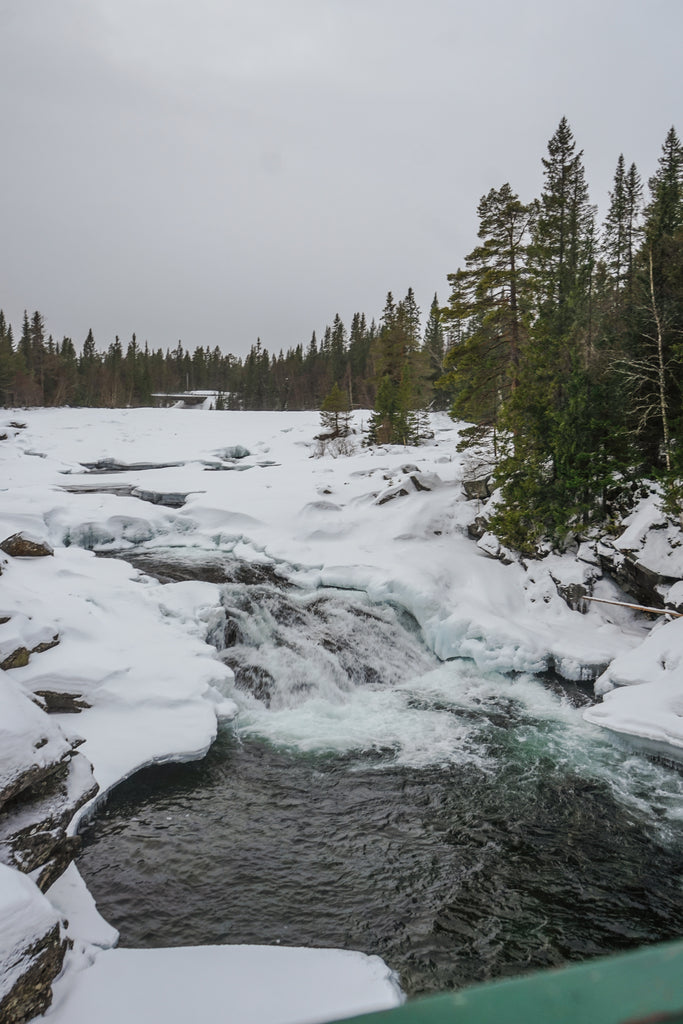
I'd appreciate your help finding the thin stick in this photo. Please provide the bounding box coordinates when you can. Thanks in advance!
[584,596,682,618]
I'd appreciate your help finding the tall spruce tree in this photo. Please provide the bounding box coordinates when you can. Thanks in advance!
[492,120,619,551]
[367,289,428,445]
[440,184,533,437]
[0,311,14,405]
[626,126,683,478]
[423,294,447,409]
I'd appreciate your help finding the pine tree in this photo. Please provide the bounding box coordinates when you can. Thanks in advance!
[329,313,347,387]
[624,126,683,478]
[423,294,447,409]
[0,311,15,405]
[319,382,351,438]
[603,156,643,304]
[527,117,595,338]
[603,154,628,289]
[491,121,619,550]
[439,184,533,435]
[367,289,428,445]
[646,126,683,243]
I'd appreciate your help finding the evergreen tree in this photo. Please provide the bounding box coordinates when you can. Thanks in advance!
[440,184,533,434]
[0,311,15,405]
[17,311,31,373]
[646,126,683,243]
[423,294,445,380]
[527,117,595,338]
[603,154,628,290]
[319,382,352,438]
[329,313,347,387]
[492,120,620,550]
[367,289,428,445]
[603,156,643,305]
[624,126,683,478]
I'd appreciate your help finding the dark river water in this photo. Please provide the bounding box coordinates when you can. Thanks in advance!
[78,553,683,997]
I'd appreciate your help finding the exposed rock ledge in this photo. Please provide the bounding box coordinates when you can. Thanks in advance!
[0,865,67,1024]
[1,616,98,1022]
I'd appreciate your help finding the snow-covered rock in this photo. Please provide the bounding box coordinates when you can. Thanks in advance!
[0,864,66,1024]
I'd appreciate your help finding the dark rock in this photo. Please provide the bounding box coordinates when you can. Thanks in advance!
[0,433,7,441]
[0,753,98,884]
[33,690,90,714]
[376,486,410,506]
[1,636,59,672]
[0,617,9,625]
[8,421,26,429]
[30,636,59,656]
[1,648,30,671]
[552,580,589,613]
[34,837,83,893]
[7,828,65,876]
[598,545,679,609]
[467,515,489,540]
[0,758,69,820]
[409,474,431,492]
[0,922,67,1024]
[0,535,54,558]
[462,476,492,500]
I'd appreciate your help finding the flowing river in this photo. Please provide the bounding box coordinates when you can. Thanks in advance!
[77,552,683,996]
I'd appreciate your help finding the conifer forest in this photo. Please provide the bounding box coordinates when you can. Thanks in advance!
[2,119,682,551]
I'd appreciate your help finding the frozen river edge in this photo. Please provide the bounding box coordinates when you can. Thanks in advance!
[1,407,682,1023]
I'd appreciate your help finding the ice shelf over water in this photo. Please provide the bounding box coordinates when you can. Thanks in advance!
[0,407,681,1023]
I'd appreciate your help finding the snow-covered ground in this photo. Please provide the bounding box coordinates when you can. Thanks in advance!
[0,407,681,1023]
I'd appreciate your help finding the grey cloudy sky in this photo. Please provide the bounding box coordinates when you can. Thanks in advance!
[1,0,682,358]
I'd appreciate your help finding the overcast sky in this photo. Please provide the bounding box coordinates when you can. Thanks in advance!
[2,0,682,358]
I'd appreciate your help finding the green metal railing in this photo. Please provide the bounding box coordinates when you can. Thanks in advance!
[337,940,683,1024]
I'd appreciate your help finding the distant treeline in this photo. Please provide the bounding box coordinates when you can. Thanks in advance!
[2,118,682,551]
[0,289,445,417]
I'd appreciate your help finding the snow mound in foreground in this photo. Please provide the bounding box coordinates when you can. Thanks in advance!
[44,944,403,1024]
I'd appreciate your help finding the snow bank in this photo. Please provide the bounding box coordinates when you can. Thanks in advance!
[2,547,237,813]
[43,945,403,1024]
[584,618,683,759]
[614,495,683,580]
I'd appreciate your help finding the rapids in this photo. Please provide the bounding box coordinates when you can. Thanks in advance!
[78,553,683,996]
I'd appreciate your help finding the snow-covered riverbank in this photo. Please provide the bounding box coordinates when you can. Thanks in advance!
[1,407,681,1023]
